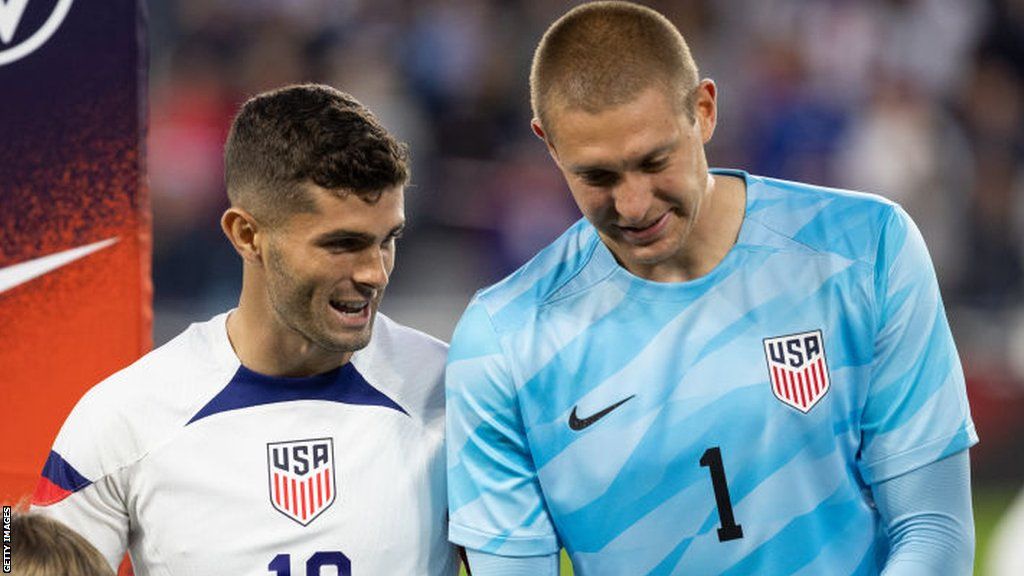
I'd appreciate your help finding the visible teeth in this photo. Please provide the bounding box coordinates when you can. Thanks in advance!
[331,301,368,314]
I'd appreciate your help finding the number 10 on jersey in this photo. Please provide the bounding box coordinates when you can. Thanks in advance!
[268,551,351,575]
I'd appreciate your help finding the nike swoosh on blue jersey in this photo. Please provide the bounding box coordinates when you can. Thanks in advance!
[568,394,636,431]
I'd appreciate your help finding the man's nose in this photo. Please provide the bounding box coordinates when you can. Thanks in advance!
[353,247,390,289]
[612,173,655,225]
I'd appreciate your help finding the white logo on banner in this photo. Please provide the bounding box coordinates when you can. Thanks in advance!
[0,238,119,296]
[0,0,30,43]
[0,0,74,66]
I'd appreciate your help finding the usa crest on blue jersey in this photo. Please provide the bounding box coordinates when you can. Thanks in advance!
[762,330,831,413]
[267,438,336,526]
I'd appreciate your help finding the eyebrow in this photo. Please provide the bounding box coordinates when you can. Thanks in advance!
[314,223,405,244]
[569,140,679,175]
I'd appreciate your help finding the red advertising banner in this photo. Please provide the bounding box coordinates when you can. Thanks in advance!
[0,0,150,507]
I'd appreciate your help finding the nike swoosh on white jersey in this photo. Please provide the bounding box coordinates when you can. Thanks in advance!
[0,237,119,296]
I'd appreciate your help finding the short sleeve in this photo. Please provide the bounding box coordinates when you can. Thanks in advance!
[31,397,131,571]
[446,301,560,557]
[858,205,978,485]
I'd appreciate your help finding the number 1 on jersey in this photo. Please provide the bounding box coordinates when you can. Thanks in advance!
[700,446,744,542]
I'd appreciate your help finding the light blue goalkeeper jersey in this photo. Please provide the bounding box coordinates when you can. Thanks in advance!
[446,170,977,576]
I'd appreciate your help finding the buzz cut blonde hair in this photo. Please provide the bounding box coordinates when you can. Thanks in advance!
[530,1,700,133]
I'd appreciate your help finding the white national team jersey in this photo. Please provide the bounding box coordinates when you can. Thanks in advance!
[33,311,458,576]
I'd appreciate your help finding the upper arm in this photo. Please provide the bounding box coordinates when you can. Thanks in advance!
[446,301,559,557]
[872,450,974,575]
[858,205,977,485]
[32,450,130,570]
[31,388,133,570]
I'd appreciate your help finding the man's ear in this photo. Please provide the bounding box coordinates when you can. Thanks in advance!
[694,79,718,143]
[531,118,560,163]
[221,206,264,264]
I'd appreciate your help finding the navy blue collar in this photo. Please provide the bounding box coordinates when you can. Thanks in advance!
[187,363,406,425]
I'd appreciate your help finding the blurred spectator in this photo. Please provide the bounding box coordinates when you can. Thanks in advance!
[956,54,1024,307]
[833,77,972,288]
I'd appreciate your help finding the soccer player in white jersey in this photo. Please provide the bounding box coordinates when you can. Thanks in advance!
[446,3,977,575]
[32,84,459,575]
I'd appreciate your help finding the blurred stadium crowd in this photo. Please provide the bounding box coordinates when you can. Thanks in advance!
[145,0,1023,490]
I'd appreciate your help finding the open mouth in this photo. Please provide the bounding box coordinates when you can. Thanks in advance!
[329,299,370,320]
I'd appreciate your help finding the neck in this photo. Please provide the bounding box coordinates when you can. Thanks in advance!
[226,276,352,377]
[685,173,746,278]
[628,173,745,283]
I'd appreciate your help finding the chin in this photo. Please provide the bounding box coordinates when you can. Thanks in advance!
[634,238,686,263]
[330,330,373,353]
[621,245,674,267]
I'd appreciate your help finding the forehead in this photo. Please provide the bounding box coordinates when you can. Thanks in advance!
[548,88,686,168]
[284,184,405,235]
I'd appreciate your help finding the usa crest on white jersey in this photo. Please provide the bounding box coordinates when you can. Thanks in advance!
[267,438,336,526]
[762,330,831,413]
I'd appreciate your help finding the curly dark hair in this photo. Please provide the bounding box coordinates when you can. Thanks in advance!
[224,83,409,223]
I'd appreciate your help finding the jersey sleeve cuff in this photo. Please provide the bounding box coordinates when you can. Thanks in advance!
[449,521,559,557]
[859,424,979,485]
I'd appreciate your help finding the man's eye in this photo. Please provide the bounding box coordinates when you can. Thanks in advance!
[641,158,668,172]
[324,240,362,252]
[582,171,618,187]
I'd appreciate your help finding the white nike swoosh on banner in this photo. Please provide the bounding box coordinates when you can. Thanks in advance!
[0,237,120,296]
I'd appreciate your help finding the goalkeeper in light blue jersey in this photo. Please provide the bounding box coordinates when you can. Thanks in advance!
[446,2,978,575]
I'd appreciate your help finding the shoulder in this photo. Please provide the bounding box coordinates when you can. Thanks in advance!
[361,312,448,367]
[352,313,448,426]
[740,171,906,266]
[50,313,239,481]
[468,219,604,334]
